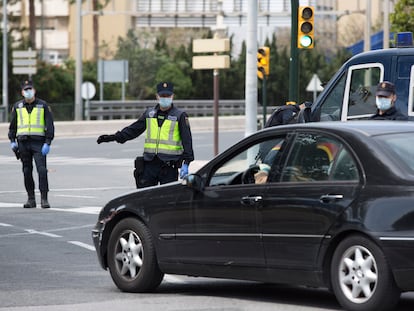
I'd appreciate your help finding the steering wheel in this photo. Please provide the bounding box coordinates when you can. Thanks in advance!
[242,165,260,184]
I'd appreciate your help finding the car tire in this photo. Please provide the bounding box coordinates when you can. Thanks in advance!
[331,235,400,311]
[107,218,164,292]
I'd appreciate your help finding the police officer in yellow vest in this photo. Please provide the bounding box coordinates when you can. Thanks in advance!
[97,81,194,188]
[8,80,55,208]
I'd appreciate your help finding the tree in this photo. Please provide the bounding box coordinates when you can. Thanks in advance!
[390,0,414,34]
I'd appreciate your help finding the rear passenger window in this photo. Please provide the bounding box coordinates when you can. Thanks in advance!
[280,133,359,182]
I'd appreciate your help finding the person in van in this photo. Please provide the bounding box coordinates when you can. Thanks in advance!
[371,81,408,120]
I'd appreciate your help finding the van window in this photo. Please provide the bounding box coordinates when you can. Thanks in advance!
[347,66,381,119]
[319,72,346,121]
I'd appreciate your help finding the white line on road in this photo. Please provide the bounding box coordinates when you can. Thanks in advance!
[25,229,62,238]
[68,240,95,251]
[0,222,13,227]
[0,202,24,208]
[54,194,96,199]
[50,206,102,214]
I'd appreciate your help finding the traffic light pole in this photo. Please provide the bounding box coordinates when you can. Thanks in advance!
[262,73,267,127]
[289,0,299,104]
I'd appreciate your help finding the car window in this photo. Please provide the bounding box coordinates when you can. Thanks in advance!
[280,133,359,182]
[376,132,414,173]
[209,136,286,186]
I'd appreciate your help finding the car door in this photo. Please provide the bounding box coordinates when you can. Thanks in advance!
[174,135,287,267]
[260,131,363,270]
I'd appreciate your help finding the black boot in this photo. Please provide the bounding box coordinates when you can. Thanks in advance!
[23,193,36,208]
[41,192,50,209]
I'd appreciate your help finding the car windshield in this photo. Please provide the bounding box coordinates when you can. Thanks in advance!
[375,133,414,173]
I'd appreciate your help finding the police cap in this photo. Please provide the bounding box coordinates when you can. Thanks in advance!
[156,82,174,96]
[376,81,395,97]
[21,79,34,90]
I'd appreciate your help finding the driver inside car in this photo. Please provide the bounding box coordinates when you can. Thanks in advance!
[254,141,283,184]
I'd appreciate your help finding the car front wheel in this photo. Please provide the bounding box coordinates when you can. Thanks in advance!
[331,235,400,311]
[107,218,164,292]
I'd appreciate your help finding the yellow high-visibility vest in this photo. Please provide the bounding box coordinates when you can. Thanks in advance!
[144,117,183,156]
[16,104,46,137]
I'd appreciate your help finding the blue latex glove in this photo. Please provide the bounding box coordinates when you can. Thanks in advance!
[10,142,18,151]
[41,143,50,156]
[180,163,189,179]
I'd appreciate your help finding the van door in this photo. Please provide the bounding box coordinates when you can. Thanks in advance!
[408,64,414,118]
[315,63,384,122]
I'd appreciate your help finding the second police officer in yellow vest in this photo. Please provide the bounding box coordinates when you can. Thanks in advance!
[8,80,55,208]
[97,81,194,188]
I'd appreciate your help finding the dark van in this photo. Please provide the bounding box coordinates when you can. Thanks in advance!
[305,33,414,122]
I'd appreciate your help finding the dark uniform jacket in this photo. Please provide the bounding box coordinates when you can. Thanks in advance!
[8,98,55,145]
[370,106,408,120]
[114,104,194,165]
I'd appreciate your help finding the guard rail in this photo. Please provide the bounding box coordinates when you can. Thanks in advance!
[87,99,277,120]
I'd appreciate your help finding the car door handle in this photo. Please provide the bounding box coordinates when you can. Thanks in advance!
[241,195,263,205]
[319,194,344,203]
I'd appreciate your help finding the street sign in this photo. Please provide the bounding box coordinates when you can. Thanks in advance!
[306,74,324,92]
[12,67,37,75]
[193,38,230,53]
[192,55,230,70]
[81,81,96,100]
[12,50,37,58]
[12,59,37,66]
[12,49,37,75]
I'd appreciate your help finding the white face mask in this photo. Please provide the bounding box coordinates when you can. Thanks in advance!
[159,97,172,108]
[376,97,392,111]
[23,89,34,100]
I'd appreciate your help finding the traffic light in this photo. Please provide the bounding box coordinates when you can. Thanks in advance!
[297,6,314,49]
[257,46,270,80]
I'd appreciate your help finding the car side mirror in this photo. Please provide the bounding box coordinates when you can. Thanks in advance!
[182,174,204,192]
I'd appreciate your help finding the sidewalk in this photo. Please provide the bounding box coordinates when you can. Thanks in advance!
[0,116,245,141]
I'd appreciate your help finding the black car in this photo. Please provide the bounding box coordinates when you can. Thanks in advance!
[92,121,414,311]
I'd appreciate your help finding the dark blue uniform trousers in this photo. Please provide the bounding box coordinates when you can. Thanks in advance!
[138,157,178,188]
[18,139,49,195]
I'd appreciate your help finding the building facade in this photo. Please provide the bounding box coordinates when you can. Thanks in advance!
[6,0,392,62]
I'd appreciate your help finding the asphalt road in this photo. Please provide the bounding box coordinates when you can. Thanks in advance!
[1,131,414,310]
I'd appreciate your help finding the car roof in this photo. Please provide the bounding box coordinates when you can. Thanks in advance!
[263,121,414,137]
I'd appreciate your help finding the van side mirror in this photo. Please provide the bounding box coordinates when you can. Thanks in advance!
[182,174,204,192]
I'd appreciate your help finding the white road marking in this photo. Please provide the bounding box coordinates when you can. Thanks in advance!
[54,194,96,199]
[0,202,24,208]
[25,229,62,238]
[68,241,95,251]
[163,274,188,284]
[50,206,102,214]
[0,222,13,227]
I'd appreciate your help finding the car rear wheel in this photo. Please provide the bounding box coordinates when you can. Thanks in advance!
[107,218,164,292]
[331,235,400,311]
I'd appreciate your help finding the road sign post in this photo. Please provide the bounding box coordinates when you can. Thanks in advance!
[192,38,230,156]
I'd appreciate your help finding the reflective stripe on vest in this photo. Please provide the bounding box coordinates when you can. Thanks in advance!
[144,117,184,156]
[16,105,46,136]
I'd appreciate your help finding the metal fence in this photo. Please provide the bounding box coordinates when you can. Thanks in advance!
[87,99,277,120]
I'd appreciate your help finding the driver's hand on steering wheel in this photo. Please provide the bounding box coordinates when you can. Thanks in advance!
[254,164,270,184]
